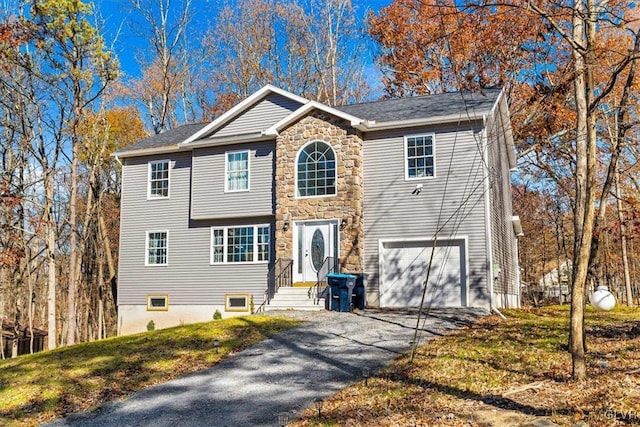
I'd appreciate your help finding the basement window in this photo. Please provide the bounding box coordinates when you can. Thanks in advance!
[147,295,169,311]
[225,294,250,312]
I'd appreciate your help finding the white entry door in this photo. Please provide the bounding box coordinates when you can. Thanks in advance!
[294,220,338,283]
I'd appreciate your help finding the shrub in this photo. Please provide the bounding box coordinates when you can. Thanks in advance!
[146,320,155,331]
[213,310,222,320]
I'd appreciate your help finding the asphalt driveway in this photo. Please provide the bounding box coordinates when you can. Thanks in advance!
[45,308,487,427]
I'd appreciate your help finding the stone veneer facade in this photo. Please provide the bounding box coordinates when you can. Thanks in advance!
[274,111,364,274]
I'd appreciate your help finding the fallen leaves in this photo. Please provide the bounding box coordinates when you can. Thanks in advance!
[292,306,640,426]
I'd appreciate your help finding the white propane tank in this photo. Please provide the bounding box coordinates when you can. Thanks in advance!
[591,285,616,311]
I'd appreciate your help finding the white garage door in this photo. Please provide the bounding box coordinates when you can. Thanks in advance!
[380,239,466,308]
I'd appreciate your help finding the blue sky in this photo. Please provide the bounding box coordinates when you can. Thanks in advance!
[95,0,392,81]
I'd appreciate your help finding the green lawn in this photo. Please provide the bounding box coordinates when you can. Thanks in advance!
[292,306,640,426]
[4,307,638,427]
[0,315,300,427]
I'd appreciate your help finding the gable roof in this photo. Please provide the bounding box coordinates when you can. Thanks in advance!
[115,86,505,158]
[263,100,365,136]
[182,84,309,145]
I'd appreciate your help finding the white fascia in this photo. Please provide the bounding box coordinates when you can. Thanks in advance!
[362,113,484,132]
[181,85,310,145]
[263,101,367,136]
[113,145,182,159]
[183,132,270,149]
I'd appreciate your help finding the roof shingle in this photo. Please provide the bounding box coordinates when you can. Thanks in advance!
[115,88,502,155]
[115,123,208,154]
[336,88,502,122]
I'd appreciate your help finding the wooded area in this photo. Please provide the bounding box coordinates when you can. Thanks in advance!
[0,0,370,356]
[0,0,638,379]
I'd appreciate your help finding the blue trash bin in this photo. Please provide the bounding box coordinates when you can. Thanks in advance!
[327,273,356,312]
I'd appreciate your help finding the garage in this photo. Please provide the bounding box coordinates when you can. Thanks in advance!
[379,239,467,308]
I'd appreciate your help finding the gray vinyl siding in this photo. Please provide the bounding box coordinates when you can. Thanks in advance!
[191,141,275,220]
[486,100,519,303]
[362,122,491,308]
[118,151,271,307]
[213,93,303,137]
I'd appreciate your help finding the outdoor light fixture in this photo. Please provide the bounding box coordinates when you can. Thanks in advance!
[283,213,290,232]
[213,339,220,354]
[413,183,423,195]
[278,413,289,426]
[340,218,348,230]
[362,367,370,386]
[314,397,324,417]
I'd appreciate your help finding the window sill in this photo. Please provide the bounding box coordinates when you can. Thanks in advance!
[210,261,269,266]
[405,176,435,181]
[295,193,337,200]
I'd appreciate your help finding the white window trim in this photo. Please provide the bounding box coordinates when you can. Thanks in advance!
[145,230,169,266]
[404,133,436,181]
[224,150,251,193]
[295,140,337,199]
[146,294,169,311]
[210,225,270,264]
[147,159,171,200]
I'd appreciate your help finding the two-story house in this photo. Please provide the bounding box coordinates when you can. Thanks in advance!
[114,85,522,335]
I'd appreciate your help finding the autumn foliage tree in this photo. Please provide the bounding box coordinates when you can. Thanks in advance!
[1,0,118,351]
[370,0,640,380]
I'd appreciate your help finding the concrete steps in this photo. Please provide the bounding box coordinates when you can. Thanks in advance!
[266,286,325,311]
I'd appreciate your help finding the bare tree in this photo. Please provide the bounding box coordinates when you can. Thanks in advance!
[129,0,193,133]
[203,0,370,111]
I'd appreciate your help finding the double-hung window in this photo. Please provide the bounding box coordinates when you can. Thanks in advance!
[405,134,435,179]
[210,225,270,264]
[148,160,170,198]
[146,231,168,266]
[225,150,250,192]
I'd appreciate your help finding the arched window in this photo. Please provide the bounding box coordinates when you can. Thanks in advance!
[296,141,336,197]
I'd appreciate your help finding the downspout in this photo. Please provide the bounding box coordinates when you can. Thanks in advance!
[114,153,123,335]
[481,114,506,320]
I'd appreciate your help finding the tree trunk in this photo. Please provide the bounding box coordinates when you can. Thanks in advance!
[45,154,57,350]
[27,248,34,354]
[66,139,78,346]
[98,212,118,307]
[11,311,19,358]
[569,0,594,382]
[615,170,633,306]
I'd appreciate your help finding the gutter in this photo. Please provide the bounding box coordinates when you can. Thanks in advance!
[113,144,182,159]
[358,113,484,132]
[114,132,273,159]
[178,131,269,149]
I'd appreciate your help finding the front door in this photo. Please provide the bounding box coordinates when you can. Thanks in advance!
[293,220,338,283]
